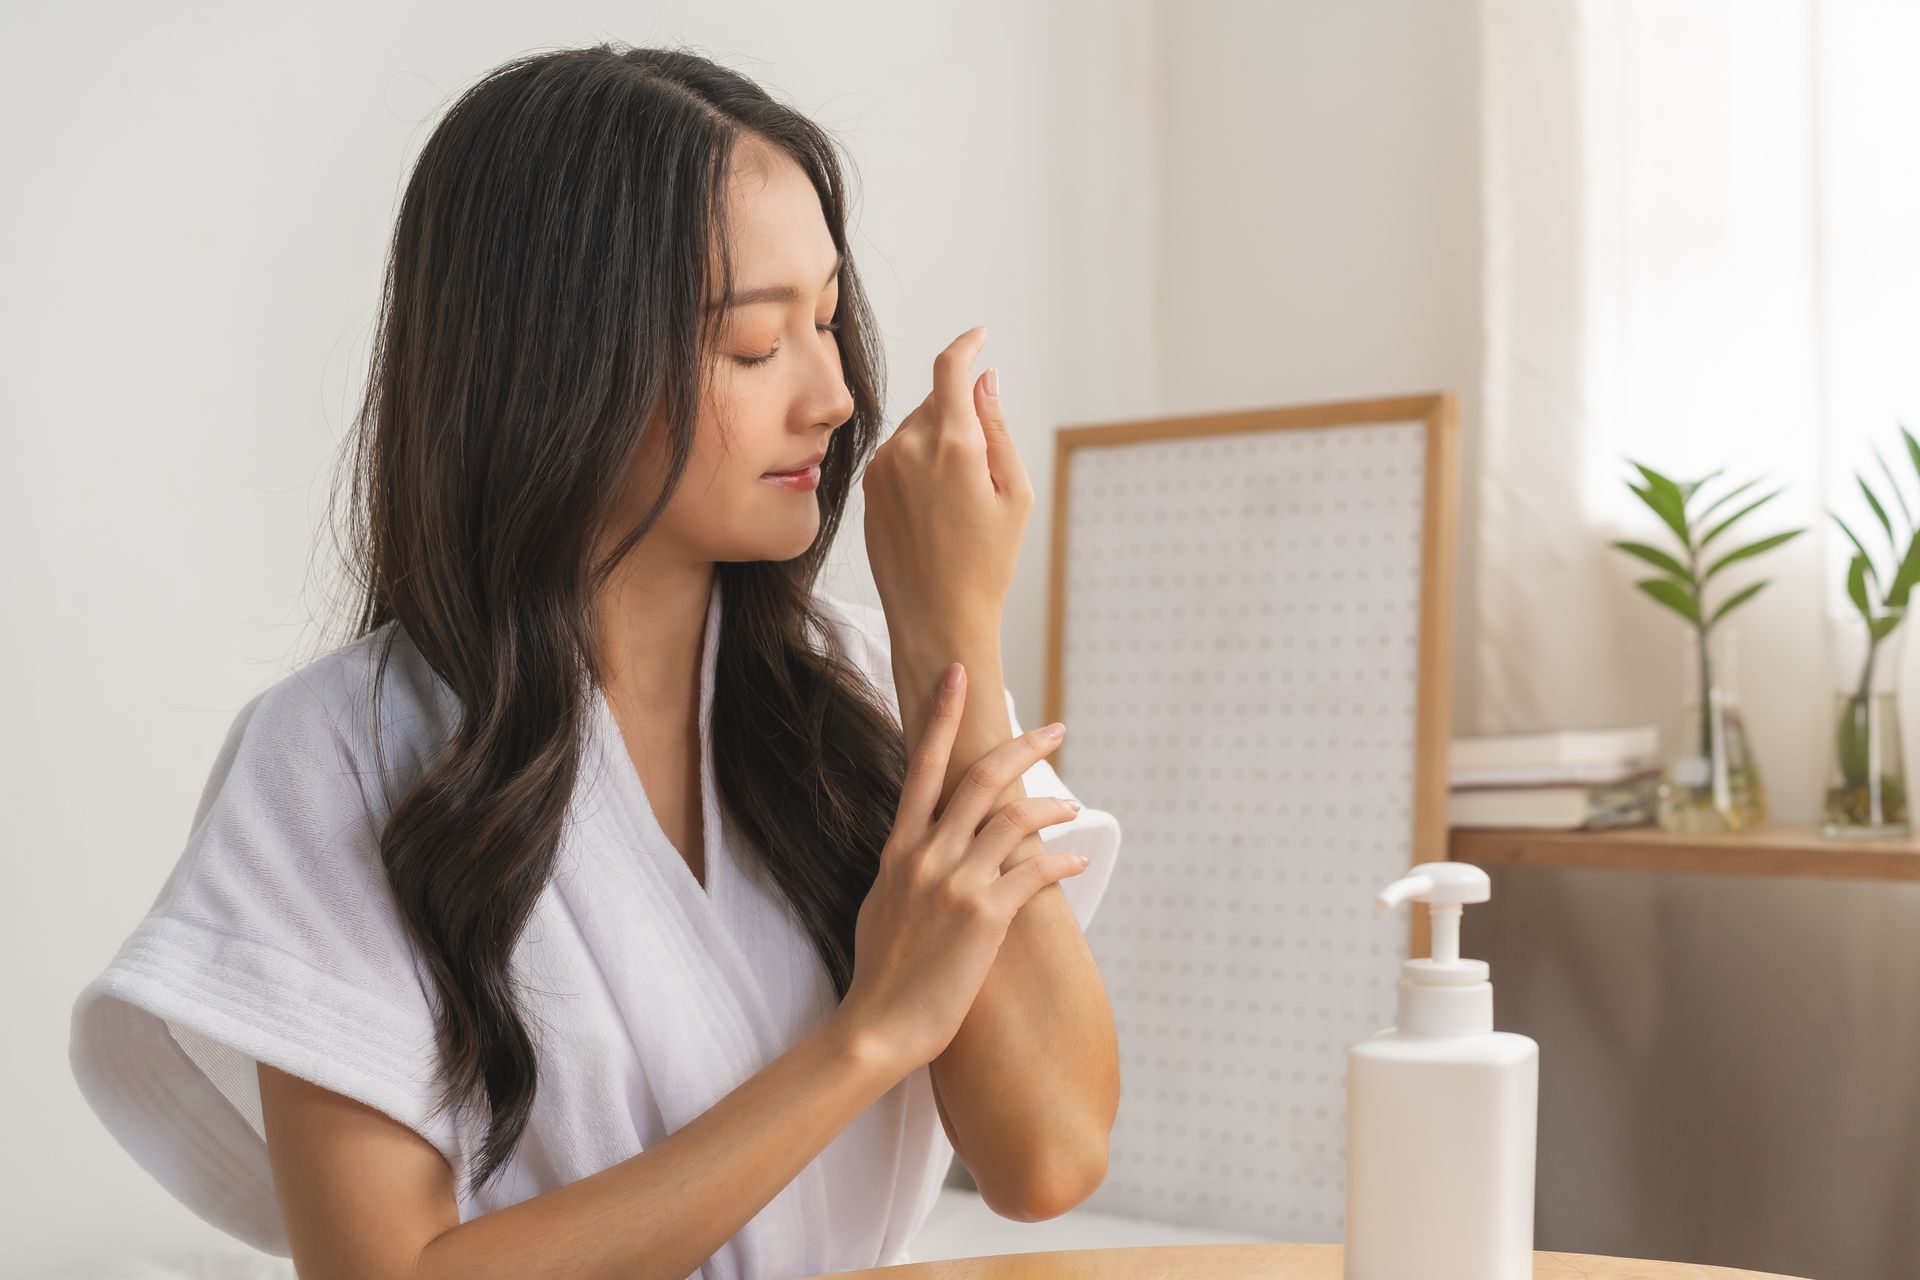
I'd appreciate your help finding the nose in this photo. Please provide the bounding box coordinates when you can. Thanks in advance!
[806,327,856,431]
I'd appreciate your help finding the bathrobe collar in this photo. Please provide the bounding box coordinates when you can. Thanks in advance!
[557,572,834,1278]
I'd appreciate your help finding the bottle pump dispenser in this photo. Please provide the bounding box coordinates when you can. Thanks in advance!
[1342,861,1539,1280]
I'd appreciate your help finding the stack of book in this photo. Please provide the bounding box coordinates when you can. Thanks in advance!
[1447,726,1662,830]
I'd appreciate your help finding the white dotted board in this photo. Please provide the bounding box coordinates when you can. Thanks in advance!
[1048,402,1455,1244]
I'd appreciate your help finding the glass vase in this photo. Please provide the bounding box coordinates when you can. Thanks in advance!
[1821,610,1909,838]
[1655,625,1769,834]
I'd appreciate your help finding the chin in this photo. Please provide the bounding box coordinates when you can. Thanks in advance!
[737,515,824,563]
[711,485,823,562]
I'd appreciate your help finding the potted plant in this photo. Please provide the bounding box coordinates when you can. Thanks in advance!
[1823,426,1920,836]
[1611,461,1805,833]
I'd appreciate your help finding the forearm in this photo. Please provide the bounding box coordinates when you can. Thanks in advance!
[931,882,1117,1218]
[890,643,1120,1218]
[414,1016,901,1280]
[891,635,1009,803]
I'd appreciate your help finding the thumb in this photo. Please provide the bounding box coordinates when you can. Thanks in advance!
[973,367,1021,492]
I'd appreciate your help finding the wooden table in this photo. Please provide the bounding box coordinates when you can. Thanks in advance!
[807,1243,1804,1277]
[1449,821,1920,882]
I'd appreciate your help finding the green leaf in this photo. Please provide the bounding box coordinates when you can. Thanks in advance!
[1678,467,1725,504]
[1630,459,1688,507]
[1848,554,1874,621]
[1611,539,1694,582]
[1831,511,1883,589]
[1902,422,1920,486]
[1887,533,1920,610]
[1628,480,1693,551]
[1708,579,1769,628]
[1860,473,1899,564]
[1876,448,1913,535]
[1702,528,1804,582]
[1635,575,1702,624]
[1695,475,1763,526]
[1873,614,1905,643]
[1700,487,1781,550]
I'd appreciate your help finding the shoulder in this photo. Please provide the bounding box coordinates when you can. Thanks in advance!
[219,623,459,815]
[169,625,446,915]
[69,626,471,1250]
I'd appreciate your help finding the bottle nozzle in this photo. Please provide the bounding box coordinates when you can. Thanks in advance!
[1371,861,1497,1034]
[1375,861,1490,910]
[1376,873,1436,911]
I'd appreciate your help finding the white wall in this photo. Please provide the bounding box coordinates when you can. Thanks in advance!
[2,4,1159,1272]
[1155,0,1485,730]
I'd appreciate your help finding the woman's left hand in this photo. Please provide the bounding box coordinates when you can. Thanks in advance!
[862,326,1033,661]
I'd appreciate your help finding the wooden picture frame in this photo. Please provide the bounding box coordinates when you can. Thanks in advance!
[1040,392,1460,1239]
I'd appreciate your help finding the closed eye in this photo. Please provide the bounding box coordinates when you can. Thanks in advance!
[735,321,843,369]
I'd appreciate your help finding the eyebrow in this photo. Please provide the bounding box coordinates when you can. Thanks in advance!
[709,250,845,311]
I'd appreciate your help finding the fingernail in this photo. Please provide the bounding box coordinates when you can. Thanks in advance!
[985,366,1000,398]
[1077,855,1091,866]
[1067,798,1083,811]
[943,663,963,689]
[1041,721,1065,738]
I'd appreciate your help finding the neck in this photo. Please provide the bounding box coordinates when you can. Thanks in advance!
[591,554,715,716]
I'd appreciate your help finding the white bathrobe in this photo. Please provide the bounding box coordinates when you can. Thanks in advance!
[68,578,1121,1279]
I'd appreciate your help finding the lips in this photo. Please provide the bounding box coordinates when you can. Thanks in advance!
[763,449,826,477]
[760,462,821,492]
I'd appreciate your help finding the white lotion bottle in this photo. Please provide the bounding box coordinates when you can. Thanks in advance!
[1343,861,1538,1280]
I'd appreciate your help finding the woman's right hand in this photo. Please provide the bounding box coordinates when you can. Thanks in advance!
[837,663,1089,1072]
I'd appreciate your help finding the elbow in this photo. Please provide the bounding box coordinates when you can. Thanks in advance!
[990,1141,1109,1223]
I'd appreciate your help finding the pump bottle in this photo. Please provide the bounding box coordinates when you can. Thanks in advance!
[1343,861,1538,1280]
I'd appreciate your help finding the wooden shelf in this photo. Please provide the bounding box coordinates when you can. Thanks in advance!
[1448,823,1920,883]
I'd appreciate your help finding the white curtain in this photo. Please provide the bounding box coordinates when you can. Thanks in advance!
[1476,2,1920,1277]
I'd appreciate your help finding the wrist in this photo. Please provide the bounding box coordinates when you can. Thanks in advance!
[881,607,1003,671]
[892,640,1003,698]
[820,1008,919,1080]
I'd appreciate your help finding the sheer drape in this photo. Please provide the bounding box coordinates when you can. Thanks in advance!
[1475,2,1920,1277]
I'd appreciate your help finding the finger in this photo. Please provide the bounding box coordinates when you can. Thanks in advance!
[894,664,968,842]
[934,722,1066,842]
[989,850,1091,915]
[930,326,989,429]
[972,368,1033,500]
[963,796,1083,872]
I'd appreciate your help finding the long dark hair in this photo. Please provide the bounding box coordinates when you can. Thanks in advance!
[326,43,907,1195]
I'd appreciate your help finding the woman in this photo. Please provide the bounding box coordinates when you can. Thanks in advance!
[68,41,1121,1280]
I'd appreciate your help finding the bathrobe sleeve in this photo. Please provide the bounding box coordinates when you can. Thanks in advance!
[818,593,1122,931]
[68,672,461,1256]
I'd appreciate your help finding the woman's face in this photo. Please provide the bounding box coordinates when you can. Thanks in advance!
[627,137,857,567]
